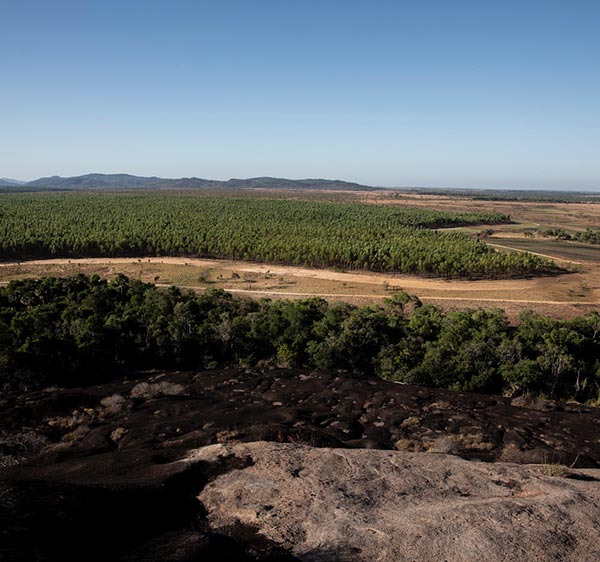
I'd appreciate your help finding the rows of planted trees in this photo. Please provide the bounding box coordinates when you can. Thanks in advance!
[0,192,558,278]
[1,275,599,403]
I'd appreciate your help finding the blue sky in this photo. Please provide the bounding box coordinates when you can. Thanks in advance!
[1,0,599,189]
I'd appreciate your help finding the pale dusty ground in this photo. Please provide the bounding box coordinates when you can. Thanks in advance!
[366,193,600,232]
[194,442,600,562]
[1,255,599,320]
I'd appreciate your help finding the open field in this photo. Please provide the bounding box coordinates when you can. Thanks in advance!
[367,191,600,232]
[488,238,600,263]
[1,255,598,320]
[1,189,599,320]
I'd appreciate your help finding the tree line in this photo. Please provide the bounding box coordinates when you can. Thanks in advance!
[0,192,559,279]
[542,228,600,245]
[2,275,598,404]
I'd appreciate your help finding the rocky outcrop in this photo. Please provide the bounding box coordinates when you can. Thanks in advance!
[194,442,600,562]
[2,368,600,468]
[2,368,600,560]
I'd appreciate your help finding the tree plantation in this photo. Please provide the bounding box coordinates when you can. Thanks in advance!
[0,192,558,278]
[2,275,599,403]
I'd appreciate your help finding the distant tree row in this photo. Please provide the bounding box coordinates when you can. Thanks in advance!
[2,275,599,404]
[542,228,600,244]
[0,192,559,279]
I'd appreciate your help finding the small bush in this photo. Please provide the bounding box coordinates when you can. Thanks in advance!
[395,438,424,452]
[511,394,557,411]
[130,381,185,400]
[537,463,570,478]
[497,444,545,464]
[426,436,458,454]
[0,431,50,467]
[62,425,90,443]
[427,432,493,454]
[399,416,421,430]
[110,427,128,443]
[100,393,127,415]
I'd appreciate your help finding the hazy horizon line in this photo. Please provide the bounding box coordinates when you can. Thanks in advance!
[2,172,598,193]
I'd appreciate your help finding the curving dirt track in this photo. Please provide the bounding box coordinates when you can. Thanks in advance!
[486,242,585,264]
[1,256,599,319]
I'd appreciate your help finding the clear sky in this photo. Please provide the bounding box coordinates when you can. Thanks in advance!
[1,0,599,189]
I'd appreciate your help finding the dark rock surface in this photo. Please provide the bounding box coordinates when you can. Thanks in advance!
[2,368,600,560]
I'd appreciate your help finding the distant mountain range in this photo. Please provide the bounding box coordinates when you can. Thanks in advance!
[0,173,375,191]
[0,177,26,187]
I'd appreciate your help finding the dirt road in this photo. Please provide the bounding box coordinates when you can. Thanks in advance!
[486,243,585,264]
[0,255,571,292]
[1,257,599,313]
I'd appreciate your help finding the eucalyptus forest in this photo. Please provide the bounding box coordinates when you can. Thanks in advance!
[2,275,599,403]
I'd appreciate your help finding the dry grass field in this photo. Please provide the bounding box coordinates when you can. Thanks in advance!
[366,192,600,231]
[1,189,599,320]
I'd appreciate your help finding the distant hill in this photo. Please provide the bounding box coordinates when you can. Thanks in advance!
[0,177,26,187]
[17,173,375,191]
[26,174,174,190]
[220,177,371,190]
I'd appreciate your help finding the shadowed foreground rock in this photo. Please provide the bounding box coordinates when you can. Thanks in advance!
[3,368,600,467]
[2,368,600,560]
[194,442,600,562]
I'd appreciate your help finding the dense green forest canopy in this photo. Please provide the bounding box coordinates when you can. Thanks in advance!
[0,192,557,279]
[1,275,598,403]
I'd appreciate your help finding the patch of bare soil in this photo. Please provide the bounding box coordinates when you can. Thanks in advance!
[2,369,600,560]
[2,256,599,320]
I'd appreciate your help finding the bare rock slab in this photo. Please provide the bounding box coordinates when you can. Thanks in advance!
[192,442,600,562]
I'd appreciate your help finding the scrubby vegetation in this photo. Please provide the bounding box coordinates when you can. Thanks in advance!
[0,192,559,278]
[542,228,600,244]
[1,275,599,403]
